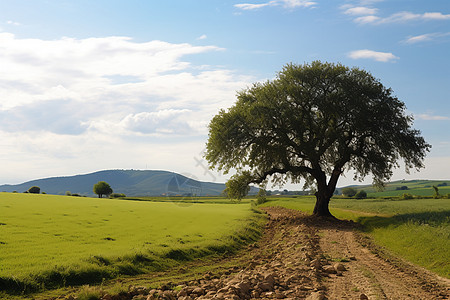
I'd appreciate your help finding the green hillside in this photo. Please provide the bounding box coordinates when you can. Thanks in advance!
[0,170,232,197]
[344,179,450,197]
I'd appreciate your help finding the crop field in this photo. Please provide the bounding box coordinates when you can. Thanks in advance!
[261,196,450,278]
[0,193,264,294]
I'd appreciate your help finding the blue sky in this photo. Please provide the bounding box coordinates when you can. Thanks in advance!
[0,0,449,189]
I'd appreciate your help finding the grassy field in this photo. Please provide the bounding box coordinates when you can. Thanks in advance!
[348,179,450,197]
[0,193,264,295]
[2,191,449,297]
[260,196,450,278]
[368,186,450,197]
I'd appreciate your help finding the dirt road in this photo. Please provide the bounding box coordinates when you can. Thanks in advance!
[110,207,450,300]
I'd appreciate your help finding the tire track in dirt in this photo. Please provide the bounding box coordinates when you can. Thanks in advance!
[319,222,449,299]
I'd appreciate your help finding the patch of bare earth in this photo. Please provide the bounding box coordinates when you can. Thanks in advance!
[80,207,449,300]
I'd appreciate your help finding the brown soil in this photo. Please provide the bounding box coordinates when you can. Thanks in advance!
[75,207,450,299]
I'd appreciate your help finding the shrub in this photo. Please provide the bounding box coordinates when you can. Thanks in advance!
[110,193,126,198]
[396,186,409,190]
[400,193,414,200]
[65,191,72,196]
[432,185,441,199]
[355,190,367,199]
[27,186,40,194]
[342,187,357,197]
[256,189,267,205]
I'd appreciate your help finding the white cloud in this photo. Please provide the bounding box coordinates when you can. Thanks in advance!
[197,34,207,40]
[348,49,398,62]
[0,35,254,185]
[235,2,275,10]
[405,33,433,44]
[6,20,21,26]
[404,32,450,44]
[0,33,233,110]
[280,0,317,8]
[0,32,256,183]
[342,2,450,25]
[354,11,450,24]
[86,109,197,136]
[354,15,380,24]
[234,0,316,11]
[423,12,450,20]
[343,6,378,16]
[415,114,450,121]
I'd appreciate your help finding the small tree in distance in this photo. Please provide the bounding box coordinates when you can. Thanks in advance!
[432,185,440,199]
[355,190,367,199]
[342,187,357,197]
[256,188,267,204]
[224,173,251,201]
[93,181,113,198]
[27,186,41,194]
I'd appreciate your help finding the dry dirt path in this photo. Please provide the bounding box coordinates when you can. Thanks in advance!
[104,207,449,300]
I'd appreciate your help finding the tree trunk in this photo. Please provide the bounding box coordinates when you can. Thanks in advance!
[312,169,334,217]
[313,192,333,217]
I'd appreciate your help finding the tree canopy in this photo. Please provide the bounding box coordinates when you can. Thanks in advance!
[93,181,113,198]
[27,186,40,194]
[205,61,430,217]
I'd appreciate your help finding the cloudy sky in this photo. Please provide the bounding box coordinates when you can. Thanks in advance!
[0,0,449,189]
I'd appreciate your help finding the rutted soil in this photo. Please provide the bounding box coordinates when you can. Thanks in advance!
[77,207,449,299]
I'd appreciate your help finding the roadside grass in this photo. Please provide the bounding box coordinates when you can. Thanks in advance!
[0,193,265,296]
[358,211,449,278]
[32,242,259,300]
[260,196,450,278]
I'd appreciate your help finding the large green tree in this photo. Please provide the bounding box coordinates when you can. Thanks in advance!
[205,61,430,217]
[93,181,113,198]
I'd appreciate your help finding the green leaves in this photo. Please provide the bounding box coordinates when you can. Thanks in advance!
[206,61,430,211]
[224,172,252,201]
[93,181,113,198]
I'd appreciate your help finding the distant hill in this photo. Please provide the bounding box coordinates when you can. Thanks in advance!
[341,179,450,197]
[0,170,237,197]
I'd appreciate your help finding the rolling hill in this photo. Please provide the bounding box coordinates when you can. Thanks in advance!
[0,170,233,197]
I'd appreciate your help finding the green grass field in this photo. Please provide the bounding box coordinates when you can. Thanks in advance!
[2,191,449,297]
[368,186,450,197]
[261,196,450,278]
[348,179,450,197]
[0,193,264,295]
